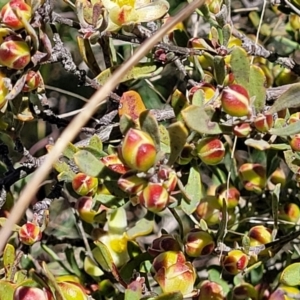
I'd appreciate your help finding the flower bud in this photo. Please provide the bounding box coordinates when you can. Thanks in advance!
[75,196,105,224]
[253,113,273,133]
[220,84,251,117]
[269,167,286,186]
[152,251,186,273]
[148,234,181,257]
[222,250,249,275]
[157,166,178,192]
[121,128,156,172]
[288,112,300,124]
[248,225,272,246]
[138,183,169,213]
[22,70,43,92]
[14,286,52,300]
[198,280,224,300]
[100,154,130,174]
[290,134,300,151]
[278,203,300,224]
[184,229,215,257]
[239,163,266,194]
[72,173,98,196]
[0,0,32,30]
[215,184,240,209]
[188,83,215,103]
[118,173,147,194]
[195,196,221,226]
[233,123,252,138]
[58,281,88,300]
[152,251,196,296]
[0,36,31,69]
[233,283,258,300]
[18,222,42,245]
[196,137,225,165]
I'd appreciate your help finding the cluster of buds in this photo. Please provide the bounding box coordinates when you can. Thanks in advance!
[184,229,215,257]
[72,172,98,196]
[18,221,42,245]
[152,251,196,295]
[239,163,266,194]
[115,128,178,213]
[196,137,225,165]
[220,84,251,117]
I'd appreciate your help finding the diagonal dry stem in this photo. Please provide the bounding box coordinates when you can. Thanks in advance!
[0,0,205,252]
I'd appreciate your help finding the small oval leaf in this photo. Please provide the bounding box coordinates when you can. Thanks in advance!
[280,263,300,286]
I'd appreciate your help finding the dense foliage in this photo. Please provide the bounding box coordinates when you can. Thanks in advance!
[3,0,300,299]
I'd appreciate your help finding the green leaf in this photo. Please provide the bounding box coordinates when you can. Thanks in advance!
[3,244,15,280]
[93,242,114,272]
[125,288,142,300]
[84,256,104,277]
[73,150,118,178]
[249,65,266,112]
[65,248,82,278]
[268,83,300,114]
[222,24,232,47]
[214,56,226,85]
[63,142,78,160]
[182,105,231,134]
[95,64,159,85]
[216,199,228,245]
[181,161,202,214]
[167,121,188,166]
[0,281,16,300]
[230,46,250,88]
[153,292,183,300]
[126,215,154,239]
[284,150,300,174]
[244,138,270,150]
[208,268,230,295]
[269,122,300,136]
[139,110,161,151]
[119,114,135,135]
[280,263,300,286]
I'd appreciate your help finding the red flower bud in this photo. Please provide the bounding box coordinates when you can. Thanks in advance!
[222,249,249,275]
[198,280,225,300]
[18,222,42,245]
[152,251,186,273]
[195,196,221,226]
[239,163,266,194]
[100,154,130,174]
[0,36,31,69]
[154,261,196,295]
[22,70,43,92]
[157,166,178,192]
[138,183,169,213]
[248,225,272,245]
[278,203,300,224]
[184,229,215,257]
[288,112,300,124]
[0,0,32,30]
[220,84,251,117]
[75,196,106,224]
[72,173,98,196]
[121,128,156,172]
[253,113,273,133]
[117,173,147,194]
[215,184,240,209]
[14,286,52,300]
[290,134,300,151]
[233,123,252,138]
[196,137,225,165]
